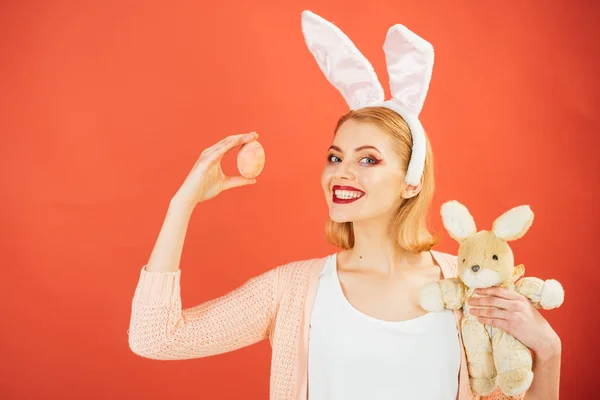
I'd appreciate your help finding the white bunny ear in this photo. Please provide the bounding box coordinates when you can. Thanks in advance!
[440,201,477,242]
[381,24,434,186]
[300,11,435,187]
[301,10,385,109]
[382,24,434,116]
[492,205,534,241]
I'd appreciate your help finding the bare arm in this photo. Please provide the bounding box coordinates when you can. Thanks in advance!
[128,200,279,360]
[472,285,563,400]
[145,131,259,273]
[515,276,563,398]
[479,340,561,400]
[128,132,270,359]
[145,200,194,273]
[525,339,562,400]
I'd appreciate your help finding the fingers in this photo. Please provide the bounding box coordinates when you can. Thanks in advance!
[210,132,258,159]
[474,317,509,331]
[469,288,534,333]
[469,307,509,320]
[475,286,522,300]
[222,175,257,191]
[468,296,513,311]
[195,132,259,169]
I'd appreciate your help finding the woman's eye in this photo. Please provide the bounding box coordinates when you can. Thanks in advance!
[327,154,378,164]
[360,156,377,164]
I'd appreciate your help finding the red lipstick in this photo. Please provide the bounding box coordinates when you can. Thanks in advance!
[332,185,365,204]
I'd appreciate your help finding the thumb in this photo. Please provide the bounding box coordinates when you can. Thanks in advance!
[222,175,257,191]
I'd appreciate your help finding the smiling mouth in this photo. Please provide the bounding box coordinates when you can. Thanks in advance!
[332,186,365,204]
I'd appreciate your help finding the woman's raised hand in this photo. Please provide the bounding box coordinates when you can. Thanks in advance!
[172,132,260,209]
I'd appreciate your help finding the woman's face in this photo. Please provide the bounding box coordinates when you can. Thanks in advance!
[321,119,409,224]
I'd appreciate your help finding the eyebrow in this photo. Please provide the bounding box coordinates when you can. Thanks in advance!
[328,145,382,154]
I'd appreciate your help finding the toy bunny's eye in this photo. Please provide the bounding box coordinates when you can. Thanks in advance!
[462,259,465,263]
[493,255,498,260]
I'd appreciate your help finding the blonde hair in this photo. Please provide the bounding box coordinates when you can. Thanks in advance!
[325,107,440,253]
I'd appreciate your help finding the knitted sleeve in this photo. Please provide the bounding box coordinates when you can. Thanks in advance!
[127,265,279,360]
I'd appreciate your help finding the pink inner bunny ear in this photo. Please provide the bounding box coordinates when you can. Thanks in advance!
[383,24,434,116]
[301,10,384,110]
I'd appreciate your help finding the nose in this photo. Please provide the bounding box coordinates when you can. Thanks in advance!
[471,265,480,273]
[334,161,355,180]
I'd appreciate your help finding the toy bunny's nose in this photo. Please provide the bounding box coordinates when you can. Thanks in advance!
[471,265,480,272]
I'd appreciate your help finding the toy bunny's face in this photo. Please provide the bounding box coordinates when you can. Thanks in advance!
[441,201,534,289]
[457,231,515,289]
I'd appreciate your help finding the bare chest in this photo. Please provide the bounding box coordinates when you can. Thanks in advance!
[337,267,441,322]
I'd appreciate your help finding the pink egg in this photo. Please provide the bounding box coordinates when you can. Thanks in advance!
[237,140,265,179]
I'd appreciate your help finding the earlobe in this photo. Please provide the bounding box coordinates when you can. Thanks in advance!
[401,183,421,199]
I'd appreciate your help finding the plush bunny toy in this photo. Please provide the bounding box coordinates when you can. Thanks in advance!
[419,200,564,397]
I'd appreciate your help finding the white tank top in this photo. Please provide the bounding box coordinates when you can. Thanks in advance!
[308,253,461,400]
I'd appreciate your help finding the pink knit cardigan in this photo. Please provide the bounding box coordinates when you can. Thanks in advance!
[128,249,520,400]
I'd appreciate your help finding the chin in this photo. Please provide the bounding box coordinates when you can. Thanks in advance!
[328,205,367,223]
[329,211,353,223]
[329,210,376,224]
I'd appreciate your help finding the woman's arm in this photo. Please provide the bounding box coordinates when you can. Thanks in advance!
[146,131,259,274]
[144,199,194,273]
[470,287,562,400]
[475,332,561,400]
[128,201,279,360]
[128,263,279,360]
[525,335,562,399]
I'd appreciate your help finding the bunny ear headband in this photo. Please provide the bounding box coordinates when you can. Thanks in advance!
[301,10,434,186]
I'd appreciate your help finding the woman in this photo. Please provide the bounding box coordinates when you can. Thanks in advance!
[127,10,561,400]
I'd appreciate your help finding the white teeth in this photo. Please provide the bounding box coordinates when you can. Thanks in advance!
[334,190,363,199]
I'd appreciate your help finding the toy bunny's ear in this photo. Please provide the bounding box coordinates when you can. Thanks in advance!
[301,10,385,110]
[492,205,534,241]
[440,201,477,242]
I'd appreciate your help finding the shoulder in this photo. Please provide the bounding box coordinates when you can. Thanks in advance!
[275,255,329,280]
[273,255,329,293]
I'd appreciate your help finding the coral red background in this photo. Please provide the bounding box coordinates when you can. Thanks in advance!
[1,0,598,398]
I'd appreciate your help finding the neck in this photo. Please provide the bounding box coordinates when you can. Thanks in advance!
[342,217,429,277]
